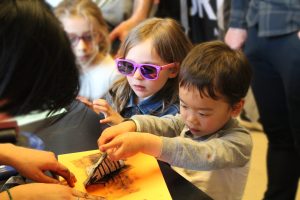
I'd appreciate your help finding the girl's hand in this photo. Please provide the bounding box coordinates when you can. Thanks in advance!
[92,99,123,125]
[2,183,105,200]
[6,145,76,187]
[77,96,124,125]
[76,96,93,110]
[225,28,247,50]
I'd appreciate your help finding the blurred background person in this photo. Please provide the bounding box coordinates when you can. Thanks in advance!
[55,0,122,101]
[225,0,300,199]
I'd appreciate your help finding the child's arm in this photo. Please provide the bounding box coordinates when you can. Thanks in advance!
[99,115,252,170]
[98,114,185,161]
[126,116,252,170]
[131,114,185,137]
[158,129,253,170]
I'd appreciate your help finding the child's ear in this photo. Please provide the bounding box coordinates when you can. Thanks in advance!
[231,99,245,117]
[168,65,179,78]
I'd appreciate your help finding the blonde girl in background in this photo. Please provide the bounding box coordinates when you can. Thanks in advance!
[80,18,193,125]
[55,0,121,100]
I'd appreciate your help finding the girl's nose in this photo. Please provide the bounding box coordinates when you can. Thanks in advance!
[75,39,87,52]
[132,68,144,80]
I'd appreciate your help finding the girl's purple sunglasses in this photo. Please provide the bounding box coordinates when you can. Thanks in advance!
[115,58,177,80]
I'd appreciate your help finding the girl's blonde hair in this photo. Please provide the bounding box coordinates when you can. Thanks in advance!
[108,18,193,113]
[54,0,110,56]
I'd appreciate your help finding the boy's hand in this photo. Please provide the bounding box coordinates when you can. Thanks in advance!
[98,122,162,160]
[98,121,137,147]
[100,132,146,160]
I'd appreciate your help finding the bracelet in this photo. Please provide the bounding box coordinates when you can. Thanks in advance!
[6,189,13,200]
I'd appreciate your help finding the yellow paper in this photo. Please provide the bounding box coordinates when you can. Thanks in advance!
[58,150,172,200]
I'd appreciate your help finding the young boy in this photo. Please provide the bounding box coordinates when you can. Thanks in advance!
[98,40,253,200]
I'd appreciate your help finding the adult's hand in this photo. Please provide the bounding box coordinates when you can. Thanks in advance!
[109,0,153,43]
[0,183,105,200]
[225,27,248,50]
[1,144,76,187]
[109,19,137,42]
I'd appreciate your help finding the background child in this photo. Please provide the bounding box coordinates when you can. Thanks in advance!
[55,0,121,100]
[81,18,193,125]
[98,41,253,200]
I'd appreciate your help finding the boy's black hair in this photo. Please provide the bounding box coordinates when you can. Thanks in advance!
[179,40,252,106]
[0,0,80,116]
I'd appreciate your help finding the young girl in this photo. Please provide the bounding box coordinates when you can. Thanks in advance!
[81,17,193,125]
[55,0,122,100]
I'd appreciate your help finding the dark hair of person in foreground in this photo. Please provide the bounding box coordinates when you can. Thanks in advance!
[0,0,80,117]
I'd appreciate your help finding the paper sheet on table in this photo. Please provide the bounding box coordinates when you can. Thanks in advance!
[58,150,172,200]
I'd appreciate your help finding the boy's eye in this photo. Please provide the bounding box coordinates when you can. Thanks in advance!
[180,104,188,109]
[198,112,209,117]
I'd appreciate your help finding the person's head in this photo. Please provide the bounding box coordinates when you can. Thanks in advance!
[55,0,110,68]
[179,41,252,136]
[0,0,79,119]
[110,18,192,112]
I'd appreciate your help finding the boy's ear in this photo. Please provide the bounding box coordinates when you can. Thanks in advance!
[168,64,179,78]
[231,99,245,117]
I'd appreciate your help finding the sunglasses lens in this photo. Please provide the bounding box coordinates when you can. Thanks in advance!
[82,34,93,42]
[67,35,78,46]
[117,61,135,75]
[67,33,96,46]
[141,65,158,80]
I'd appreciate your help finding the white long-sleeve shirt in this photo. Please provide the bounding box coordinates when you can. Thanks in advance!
[79,54,122,100]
